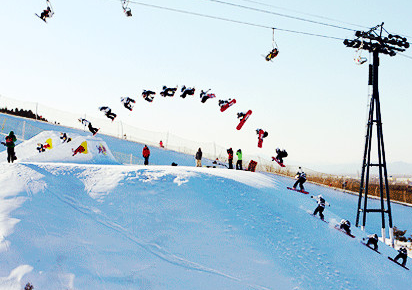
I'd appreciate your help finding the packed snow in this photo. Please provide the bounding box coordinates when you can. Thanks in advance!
[0,117,411,289]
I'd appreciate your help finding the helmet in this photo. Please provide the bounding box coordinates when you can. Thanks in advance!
[318,195,323,199]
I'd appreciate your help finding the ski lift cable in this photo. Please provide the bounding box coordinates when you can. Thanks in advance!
[237,0,371,30]
[124,0,345,41]
[204,0,357,32]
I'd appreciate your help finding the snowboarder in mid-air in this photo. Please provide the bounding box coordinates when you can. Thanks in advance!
[292,167,306,191]
[180,86,195,98]
[160,86,177,97]
[36,0,54,23]
[311,195,329,220]
[274,148,288,165]
[142,90,156,102]
[256,129,268,148]
[121,97,135,110]
[393,246,408,267]
[200,89,216,103]
[99,106,117,121]
[78,118,99,136]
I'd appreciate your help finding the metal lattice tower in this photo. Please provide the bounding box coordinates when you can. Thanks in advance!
[343,23,409,246]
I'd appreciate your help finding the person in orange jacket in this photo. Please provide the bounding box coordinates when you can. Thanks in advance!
[142,145,150,165]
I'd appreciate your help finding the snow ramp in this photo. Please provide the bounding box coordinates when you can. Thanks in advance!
[0,164,411,290]
[0,131,119,164]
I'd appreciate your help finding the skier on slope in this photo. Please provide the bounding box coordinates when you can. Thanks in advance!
[99,106,117,121]
[292,167,306,191]
[1,131,17,163]
[339,219,352,235]
[236,149,243,170]
[311,195,329,220]
[195,148,202,167]
[393,246,408,267]
[78,118,99,135]
[142,90,156,102]
[121,97,135,110]
[364,234,379,251]
[227,147,234,169]
[274,148,288,164]
[142,145,150,165]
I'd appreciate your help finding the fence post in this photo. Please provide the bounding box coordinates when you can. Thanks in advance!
[129,154,133,164]
[22,121,26,140]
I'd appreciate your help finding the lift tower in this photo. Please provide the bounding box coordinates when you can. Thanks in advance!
[343,23,409,245]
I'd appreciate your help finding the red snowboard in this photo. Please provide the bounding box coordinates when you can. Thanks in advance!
[257,129,265,148]
[272,157,286,167]
[236,110,252,130]
[220,99,236,112]
[287,187,309,194]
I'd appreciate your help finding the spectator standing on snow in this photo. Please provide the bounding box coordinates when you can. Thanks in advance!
[1,131,17,163]
[195,148,202,167]
[227,148,234,169]
[142,145,150,165]
[236,149,243,170]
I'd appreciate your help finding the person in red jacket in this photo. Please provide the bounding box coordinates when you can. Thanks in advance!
[142,145,150,165]
[227,148,233,169]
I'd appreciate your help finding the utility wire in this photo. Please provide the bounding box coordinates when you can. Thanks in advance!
[127,0,345,41]
[237,0,370,30]
[204,0,357,32]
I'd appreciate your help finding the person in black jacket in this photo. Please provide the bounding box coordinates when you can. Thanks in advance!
[394,246,408,266]
[293,167,306,191]
[311,195,329,220]
[1,131,17,163]
[195,148,202,167]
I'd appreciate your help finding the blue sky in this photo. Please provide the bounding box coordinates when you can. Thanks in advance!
[1,0,411,167]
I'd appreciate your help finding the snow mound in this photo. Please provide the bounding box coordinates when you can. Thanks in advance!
[0,131,119,164]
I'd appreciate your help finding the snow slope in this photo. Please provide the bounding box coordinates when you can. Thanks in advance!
[0,121,411,289]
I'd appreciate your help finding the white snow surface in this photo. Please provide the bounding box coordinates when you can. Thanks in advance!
[0,129,411,289]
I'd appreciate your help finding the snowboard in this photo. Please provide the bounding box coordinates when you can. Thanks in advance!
[93,129,100,136]
[360,241,381,254]
[287,186,309,195]
[220,99,236,112]
[236,110,252,130]
[388,257,409,270]
[35,14,47,23]
[310,213,328,223]
[272,157,286,167]
[257,129,264,148]
[334,225,355,238]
